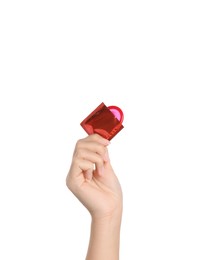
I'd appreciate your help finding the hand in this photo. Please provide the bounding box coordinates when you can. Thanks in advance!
[66,134,123,220]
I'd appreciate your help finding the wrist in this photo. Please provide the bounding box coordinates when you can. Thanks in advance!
[91,204,123,223]
[87,208,122,260]
[91,207,123,233]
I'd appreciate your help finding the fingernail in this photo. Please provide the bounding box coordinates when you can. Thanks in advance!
[85,170,92,181]
[99,166,104,176]
[103,139,110,146]
[104,151,110,162]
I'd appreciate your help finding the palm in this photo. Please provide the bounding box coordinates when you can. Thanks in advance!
[74,162,122,218]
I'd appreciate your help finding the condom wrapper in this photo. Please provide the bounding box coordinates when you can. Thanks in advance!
[80,102,124,140]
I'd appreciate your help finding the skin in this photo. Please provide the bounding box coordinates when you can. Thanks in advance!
[66,134,123,260]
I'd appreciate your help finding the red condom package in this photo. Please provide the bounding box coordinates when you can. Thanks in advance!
[80,102,124,140]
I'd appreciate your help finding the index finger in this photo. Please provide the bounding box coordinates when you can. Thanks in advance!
[83,134,110,146]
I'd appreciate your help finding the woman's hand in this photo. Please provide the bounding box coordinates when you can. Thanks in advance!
[66,134,123,220]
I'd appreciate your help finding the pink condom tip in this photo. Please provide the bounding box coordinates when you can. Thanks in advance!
[108,106,124,123]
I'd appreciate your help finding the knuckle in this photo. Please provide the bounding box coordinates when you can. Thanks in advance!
[95,155,104,165]
[74,148,83,158]
[75,139,84,148]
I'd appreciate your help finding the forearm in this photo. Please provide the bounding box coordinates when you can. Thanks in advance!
[86,210,122,260]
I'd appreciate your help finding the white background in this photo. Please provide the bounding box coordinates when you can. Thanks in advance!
[0,1,211,259]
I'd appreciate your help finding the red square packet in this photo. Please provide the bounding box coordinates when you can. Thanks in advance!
[80,102,124,140]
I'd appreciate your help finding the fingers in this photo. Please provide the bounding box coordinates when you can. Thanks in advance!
[74,148,105,176]
[84,169,93,181]
[71,134,110,178]
[79,133,110,147]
